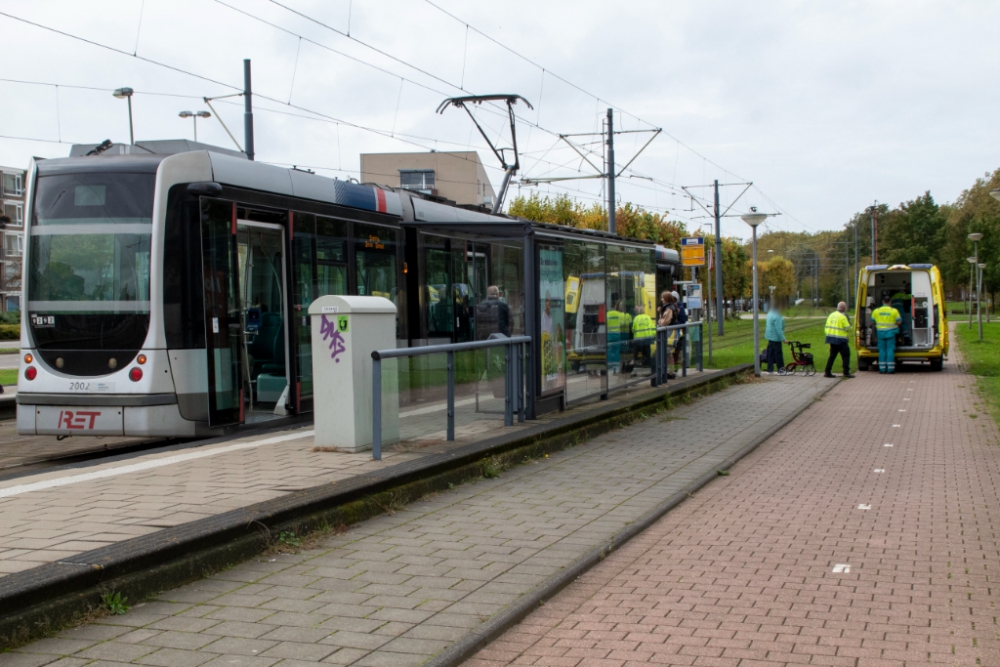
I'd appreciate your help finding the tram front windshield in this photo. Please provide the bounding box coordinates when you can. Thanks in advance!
[28,172,154,357]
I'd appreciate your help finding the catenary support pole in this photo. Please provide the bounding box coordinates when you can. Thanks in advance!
[243,59,255,161]
[606,108,615,235]
[853,224,858,308]
[870,204,876,264]
[714,179,724,335]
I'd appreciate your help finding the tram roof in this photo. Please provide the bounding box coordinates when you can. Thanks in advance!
[37,154,167,175]
[402,218,658,250]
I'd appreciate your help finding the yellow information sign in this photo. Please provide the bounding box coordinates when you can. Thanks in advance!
[680,237,705,267]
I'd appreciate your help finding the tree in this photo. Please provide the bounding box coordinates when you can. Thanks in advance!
[941,169,1000,309]
[507,192,687,248]
[878,192,947,266]
[761,256,795,306]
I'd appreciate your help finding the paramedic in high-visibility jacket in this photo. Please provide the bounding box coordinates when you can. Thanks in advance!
[631,306,656,369]
[871,294,903,374]
[823,302,854,379]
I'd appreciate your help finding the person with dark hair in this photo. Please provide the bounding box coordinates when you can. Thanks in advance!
[871,294,902,374]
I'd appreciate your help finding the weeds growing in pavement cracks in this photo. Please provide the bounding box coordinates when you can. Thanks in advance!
[483,455,505,479]
[101,592,130,616]
[371,491,406,515]
[277,531,302,548]
[717,469,730,476]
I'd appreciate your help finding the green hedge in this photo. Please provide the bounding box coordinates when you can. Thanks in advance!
[0,324,20,340]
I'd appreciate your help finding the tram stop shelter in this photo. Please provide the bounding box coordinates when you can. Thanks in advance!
[402,219,674,420]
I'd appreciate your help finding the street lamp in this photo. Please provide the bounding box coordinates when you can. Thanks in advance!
[179,110,211,141]
[742,210,768,377]
[113,87,135,145]
[970,232,984,338]
[979,262,988,340]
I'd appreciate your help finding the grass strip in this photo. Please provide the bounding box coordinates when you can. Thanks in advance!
[954,322,1000,427]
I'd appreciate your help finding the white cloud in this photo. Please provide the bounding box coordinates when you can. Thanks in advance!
[1,0,997,238]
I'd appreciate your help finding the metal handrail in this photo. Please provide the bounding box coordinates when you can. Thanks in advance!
[654,321,704,385]
[371,335,531,460]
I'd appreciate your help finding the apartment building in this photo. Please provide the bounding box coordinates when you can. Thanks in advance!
[0,165,25,312]
[360,151,496,208]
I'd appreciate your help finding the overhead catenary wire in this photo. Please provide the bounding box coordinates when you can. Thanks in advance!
[0,6,796,229]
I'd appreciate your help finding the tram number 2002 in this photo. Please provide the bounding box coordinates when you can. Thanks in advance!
[69,382,91,391]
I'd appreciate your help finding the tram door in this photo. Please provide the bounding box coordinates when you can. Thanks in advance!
[201,200,244,427]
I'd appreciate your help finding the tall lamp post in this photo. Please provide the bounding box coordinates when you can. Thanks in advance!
[179,110,211,141]
[979,263,987,340]
[742,210,769,377]
[970,232,983,336]
[112,87,135,145]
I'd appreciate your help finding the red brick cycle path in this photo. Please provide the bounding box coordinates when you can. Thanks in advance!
[464,344,1000,667]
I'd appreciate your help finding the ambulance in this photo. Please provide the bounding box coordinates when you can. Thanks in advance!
[855,264,948,371]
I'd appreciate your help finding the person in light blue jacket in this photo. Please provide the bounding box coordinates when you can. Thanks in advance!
[763,303,786,374]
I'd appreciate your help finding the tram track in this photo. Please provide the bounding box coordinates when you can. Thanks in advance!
[707,318,820,350]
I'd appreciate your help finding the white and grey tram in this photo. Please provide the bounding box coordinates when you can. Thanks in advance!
[17,147,680,437]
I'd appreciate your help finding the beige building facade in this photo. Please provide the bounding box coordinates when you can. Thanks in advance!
[360,151,496,208]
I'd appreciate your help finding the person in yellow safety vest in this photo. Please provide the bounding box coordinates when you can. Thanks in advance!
[631,305,656,368]
[823,301,854,379]
[872,294,903,374]
[606,302,624,372]
[891,286,913,338]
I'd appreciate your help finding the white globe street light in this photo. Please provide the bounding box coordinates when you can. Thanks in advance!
[179,110,211,141]
[970,233,984,339]
[742,211,768,376]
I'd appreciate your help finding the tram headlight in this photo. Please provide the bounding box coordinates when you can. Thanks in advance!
[137,354,147,365]
[24,367,37,381]
[23,353,32,364]
[108,358,118,370]
[129,367,143,382]
[55,357,65,369]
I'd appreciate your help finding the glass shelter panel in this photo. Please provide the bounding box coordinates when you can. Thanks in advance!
[562,239,606,403]
[606,245,656,391]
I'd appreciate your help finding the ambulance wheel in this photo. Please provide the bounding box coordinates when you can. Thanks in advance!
[930,357,943,372]
[857,358,870,372]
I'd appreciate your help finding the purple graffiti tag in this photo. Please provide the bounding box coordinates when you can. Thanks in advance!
[320,314,347,363]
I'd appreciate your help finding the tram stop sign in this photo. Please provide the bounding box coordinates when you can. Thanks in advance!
[681,237,705,267]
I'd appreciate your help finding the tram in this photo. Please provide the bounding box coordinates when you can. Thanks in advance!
[17,147,681,437]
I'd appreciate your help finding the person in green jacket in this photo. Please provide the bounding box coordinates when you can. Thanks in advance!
[763,303,786,374]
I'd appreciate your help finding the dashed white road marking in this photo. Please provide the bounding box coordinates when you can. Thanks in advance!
[874,469,885,473]
[884,443,893,447]
[0,430,316,500]
[858,504,871,510]
[892,424,901,428]
[832,564,851,573]
[898,409,907,412]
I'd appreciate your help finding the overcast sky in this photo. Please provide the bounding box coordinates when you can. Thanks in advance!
[2,0,998,240]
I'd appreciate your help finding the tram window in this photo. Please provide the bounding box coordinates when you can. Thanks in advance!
[424,246,453,336]
[354,223,397,300]
[33,173,154,225]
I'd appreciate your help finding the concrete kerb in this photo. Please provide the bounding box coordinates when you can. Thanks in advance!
[423,375,841,667]
[0,364,750,650]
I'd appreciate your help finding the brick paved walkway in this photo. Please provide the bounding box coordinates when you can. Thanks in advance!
[465,334,1000,666]
[0,375,827,667]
